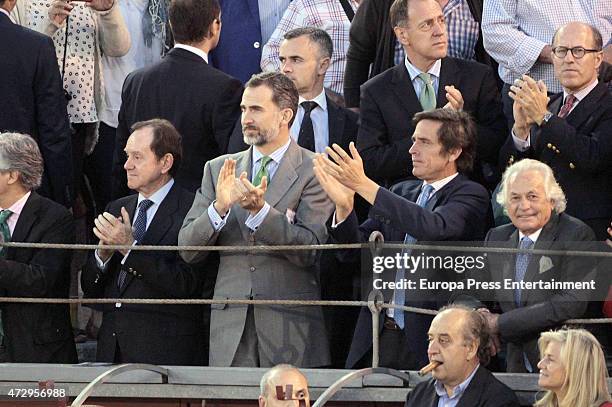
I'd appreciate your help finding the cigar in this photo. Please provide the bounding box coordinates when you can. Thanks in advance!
[418,361,441,376]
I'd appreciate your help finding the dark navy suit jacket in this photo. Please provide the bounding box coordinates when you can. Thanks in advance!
[209,0,262,84]
[331,174,492,368]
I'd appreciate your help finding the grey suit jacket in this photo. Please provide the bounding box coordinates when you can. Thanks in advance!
[179,139,333,367]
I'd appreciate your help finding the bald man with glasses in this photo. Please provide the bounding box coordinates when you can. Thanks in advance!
[500,22,612,240]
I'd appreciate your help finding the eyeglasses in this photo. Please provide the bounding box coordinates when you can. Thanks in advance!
[552,46,601,59]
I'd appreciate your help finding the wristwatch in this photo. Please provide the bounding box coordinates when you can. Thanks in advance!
[540,111,553,126]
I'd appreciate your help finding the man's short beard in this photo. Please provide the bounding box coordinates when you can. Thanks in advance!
[243,127,273,146]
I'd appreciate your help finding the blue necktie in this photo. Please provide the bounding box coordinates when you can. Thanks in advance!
[514,236,533,306]
[117,199,154,290]
[394,184,435,329]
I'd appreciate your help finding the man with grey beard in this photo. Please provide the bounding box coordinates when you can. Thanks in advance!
[178,72,333,368]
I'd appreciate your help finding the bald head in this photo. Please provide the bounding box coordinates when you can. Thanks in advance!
[259,365,310,407]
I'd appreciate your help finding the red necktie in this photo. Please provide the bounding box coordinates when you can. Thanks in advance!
[558,94,577,118]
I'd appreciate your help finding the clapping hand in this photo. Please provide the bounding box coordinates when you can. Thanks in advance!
[313,154,355,222]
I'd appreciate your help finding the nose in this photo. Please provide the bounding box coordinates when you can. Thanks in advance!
[537,358,545,370]
[123,155,132,170]
[427,339,439,356]
[282,61,292,73]
[409,142,418,155]
[432,19,445,36]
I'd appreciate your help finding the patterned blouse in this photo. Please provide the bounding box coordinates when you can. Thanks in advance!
[28,1,98,123]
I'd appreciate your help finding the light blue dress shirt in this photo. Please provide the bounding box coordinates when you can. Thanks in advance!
[290,90,328,153]
[405,57,442,100]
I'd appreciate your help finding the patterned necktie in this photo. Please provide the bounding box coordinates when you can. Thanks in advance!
[557,94,577,119]
[253,156,272,186]
[514,236,534,306]
[394,184,435,329]
[298,101,318,152]
[417,72,437,111]
[117,199,154,290]
[0,210,13,258]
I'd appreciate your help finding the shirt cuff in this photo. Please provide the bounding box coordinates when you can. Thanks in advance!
[94,250,112,270]
[207,201,230,232]
[245,202,270,231]
[120,241,137,265]
[330,211,345,229]
[511,129,531,151]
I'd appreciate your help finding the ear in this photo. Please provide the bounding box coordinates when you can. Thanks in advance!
[318,57,331,76]
[593,50,603,71]
[393,26,410,46]
[281,107,294,127]
[258,396,266,407]
[447,147,462,163]
[466,339,479,361]
[6,170,20,186]
[160,153,175,175]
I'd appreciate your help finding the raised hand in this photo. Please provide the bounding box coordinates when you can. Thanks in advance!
[443,85,464,111]
[214,159,242,216]
[93,207,134,260]
[237,173,267,215]
[509,75,550,125]
[48,0,73,26]
[88,0,114,12]
[313,154,355,222]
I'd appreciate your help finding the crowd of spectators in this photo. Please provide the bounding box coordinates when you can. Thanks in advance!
[0,0,610,403]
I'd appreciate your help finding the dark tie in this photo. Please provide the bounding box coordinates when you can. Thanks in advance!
[558,94,577,119]
[298,101,318,152]
[117,199,154,290]
[0,209,13,258]
[393,184,435,329]
[514,236,534,306]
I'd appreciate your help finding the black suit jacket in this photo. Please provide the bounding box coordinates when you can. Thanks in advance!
[343,0,493,108]
[481,212,596,372]
[499,82,612,232]
[227,94,359,153]
[405,365,520,407]
[81,183,206,365]
[0,14,72,206]
[357,58,506,188]
[0,192,77,363]
[331,175,492,368]
[113,48,243,197]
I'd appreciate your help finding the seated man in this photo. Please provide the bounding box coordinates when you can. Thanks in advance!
[0,132,76,363]
[502,22,612,239]
[81,119,205,365]
[259,364,311,407]
[406,305,519,406]
[315,108,492,369]
[478,159,597,373]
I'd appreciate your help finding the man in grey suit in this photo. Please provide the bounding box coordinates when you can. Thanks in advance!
[179,72,333,368]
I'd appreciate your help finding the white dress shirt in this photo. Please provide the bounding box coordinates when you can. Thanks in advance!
[290,90,329,153]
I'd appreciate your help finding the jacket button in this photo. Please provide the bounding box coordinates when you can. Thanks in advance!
[112,332,116,337]
[115,302,122,308]
[253,41,260,49]
[250,266,256,272]
[547,143,552,149]
[569,163,575,169]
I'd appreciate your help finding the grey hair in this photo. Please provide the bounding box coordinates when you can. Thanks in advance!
[284,27,333,59]
[438,304,491,366]
[0,132,44,190]
[496,159,567,214]
[259,364,300,396]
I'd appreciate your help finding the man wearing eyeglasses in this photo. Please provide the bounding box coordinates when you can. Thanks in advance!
[501,22,612,240]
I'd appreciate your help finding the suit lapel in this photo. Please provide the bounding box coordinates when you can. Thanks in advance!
[565,83,607,129]
[455,366,483,407]
[140,184,179,245]
[521,214,558,305]
[436,57,455,108]
[8,193,40,258]
[118,195,139,295]
[230,149,254,242]
[499,228,520,308]
[391,65,423,120]
[326,96,344,147]
[264,140,300,208]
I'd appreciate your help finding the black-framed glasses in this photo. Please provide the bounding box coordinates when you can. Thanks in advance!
[552,46,601,59]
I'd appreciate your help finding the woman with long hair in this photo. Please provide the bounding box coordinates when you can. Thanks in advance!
[535,328,611,407]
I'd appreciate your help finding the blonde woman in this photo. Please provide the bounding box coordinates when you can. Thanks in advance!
[536,328,611,407]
